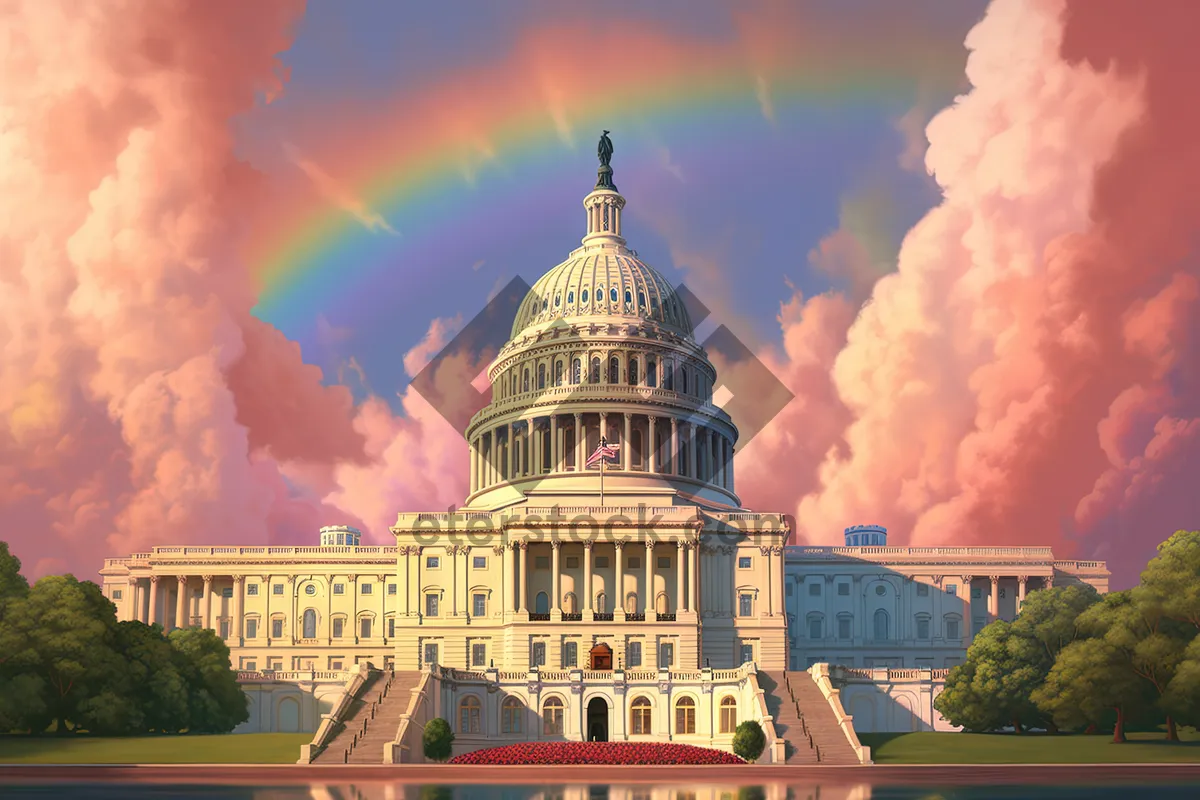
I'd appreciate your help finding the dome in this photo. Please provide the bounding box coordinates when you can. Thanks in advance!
[510,253,693,339]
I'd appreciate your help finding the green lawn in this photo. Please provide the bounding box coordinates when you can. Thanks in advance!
[858,730,1200,763]
[0,733,312,764]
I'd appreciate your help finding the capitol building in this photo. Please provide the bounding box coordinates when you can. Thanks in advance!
[99,140,1108,763]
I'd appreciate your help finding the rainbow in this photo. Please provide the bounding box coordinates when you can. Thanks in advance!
[249,15,964,331]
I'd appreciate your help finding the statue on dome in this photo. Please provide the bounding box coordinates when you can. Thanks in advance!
[597,130,614,168]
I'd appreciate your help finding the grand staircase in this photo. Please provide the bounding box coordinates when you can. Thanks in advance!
[759,670,862,765]
[312,669,423,764]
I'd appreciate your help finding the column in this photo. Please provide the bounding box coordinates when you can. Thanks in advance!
[989,575,999,619]
[670,418,679,476]
[551,541,562,614]
[648,416,657,473]
[508,422,516,481]
[532,420,542,475]
[583,542,594,615]
[689,541,699,614]
[175,576,188,630]
[1018,575,1028,614]
[502,542,514,614]
[688,424,698,479]
[232,576,244,643]
[676,541,685,614]
[148,575,160,626]
[763,548,773,617]
[518,543,528,612]
[449,546,458,617]
[614,542,625,617]
[551,414,560,472]
[203,575,214,629]
[623,413,632,470]
[574,413,583,470]
[706,429,715,484]
[644,541,654,614]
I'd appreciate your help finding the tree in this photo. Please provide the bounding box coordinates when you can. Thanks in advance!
[934,620,1048,732]
[1139,530,1200,631]
[113,621,189,733]
[1033,637,1151,742]
[1010,584,1102,663]
[1163,636,1200,728]
[423,717,455,762]
[0,542,29,618]
[1077,589,1192,740]
[732,719,766,762]
[168,627,249,733]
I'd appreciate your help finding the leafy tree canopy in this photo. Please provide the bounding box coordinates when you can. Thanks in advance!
[934,620,1047,732]
[1139,530,1200,631]
[1032,637,1153,741]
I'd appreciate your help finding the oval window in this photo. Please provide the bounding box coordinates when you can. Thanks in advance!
[875,585,886,596]
[305,584,316,596]
[582,289,589,304]
[610,287,618,303]
[542,298,548,311]
[567,291,575,304]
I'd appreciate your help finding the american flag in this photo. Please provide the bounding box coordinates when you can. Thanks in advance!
[585,439,620,468]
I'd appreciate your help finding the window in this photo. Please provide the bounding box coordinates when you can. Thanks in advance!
[459,695,482,734]
[838,616,852,640]
[628,556,641,569]
[675,696,696,734]
[719,696,738,734]
[563,592,578,614]
[271,618,284,639]
[423,642,439,666]
[272,584,283,596]
[538,364,546,389]
[638,291,646,307]
[304,584,316,596]
[971,587,982,599]
[566,556,579,569]
[917,617,931,640]
[627,641,642,668]
[425,594,439,617]
[219,618,231,639]
[302,609,317,639]
[361,583,373,595]
[917,583,930,597]
[630,696,653,734]
[809,582,822,596]
[388,583,397,595]
[387,618,395,638]
[360,617,372,638]
[945,617,961,640]
[472,643,487,667]
[660,642,675,667]
[532,641,546,667]
[582,289,589,304]
[246,583,259,596]
[838,583,850,596]
[627,356,637,385]
[874,609,890,641]
[947,584,958,596]
[738,556,752,569]
[535,592,550,615]
[473,556,487,569]
[563,641,578,668]
[610,287,618,303]
[624,289,632,305]
[625,592,639,613]
[332,618,344,638]
[876,585,887,597]
[245,618,258,639]
[333,584,344,595]
[426,556,440,569]
[112,589,123,600]
[646,357,657,387]
[572,358,581,384]
[609,356,619,383]
[595,592,608,613]
[808,615,823,640]
[542,696,564,735]
[473,593,486,618]
[738,594,753,617]
[740,644,754,664]
[535,556,550,569]
[656,556,670,569]
[502,696,522,733]
[590,357,600,384]
[244,660,257,672]
[567,291,574,304]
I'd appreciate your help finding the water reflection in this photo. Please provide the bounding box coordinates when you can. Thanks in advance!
[3,783,1200,800]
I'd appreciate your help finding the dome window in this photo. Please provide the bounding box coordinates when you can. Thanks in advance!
[625,290,632,305]
[542,298,548,311]
[647,357,658,388]
[590,357,601,384]
[568,291,575,304]
[554,360,564,386]
[537,364,546,390]
[571,358,581,385]
[582,289,589,304]
[555,294,561,307]
[610,287,618,303]
[638,291,646,308]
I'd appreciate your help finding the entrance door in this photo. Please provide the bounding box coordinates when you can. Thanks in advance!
[589,642,613,670]
[586,697,609,742]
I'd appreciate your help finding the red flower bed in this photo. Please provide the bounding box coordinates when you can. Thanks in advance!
[448,741,744,765]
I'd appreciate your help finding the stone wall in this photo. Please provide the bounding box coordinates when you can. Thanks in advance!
[827,665,958,733]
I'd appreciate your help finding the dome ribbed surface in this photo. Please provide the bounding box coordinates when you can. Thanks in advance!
[511,252,692,338]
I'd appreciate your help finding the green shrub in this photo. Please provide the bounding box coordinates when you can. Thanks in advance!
[423,717,455,762]
[732,720,766,762]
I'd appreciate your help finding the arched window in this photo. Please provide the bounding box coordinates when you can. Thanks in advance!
[537,364,546,390]
[501,696,523,734]
[555,294,561,308]
[510,372,517,395]
[638,291,646,308]
[627,356,637,385]
[459,695,482,734]
[610,287,618,303]
[535,592,549,615]
[595,592,608,613]
[542,297,548,311]
[646,357,658,388]
[608,356,620,384]
[542,696,564,735]
[874,609,890,641]
[675,696,696,734]
[302,609,317,639]
[663,361,674,391]
[625,592,639,613]
[624,289,632,305]
[630,696,653,735]
[522,368,530,393]
[563,592,577,614]
[590,357,600,384]
[656,592,670,615]
[582,288,589,304]
[808,613,824,640]
[719,696,738,734]
[571,358,581,385]
[567,290,575,305]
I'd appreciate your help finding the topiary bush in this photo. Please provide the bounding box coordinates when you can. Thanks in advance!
[423,717,455,762]
[732,719,766,762]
